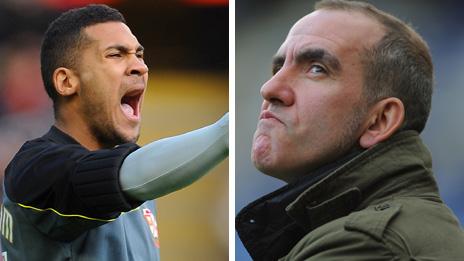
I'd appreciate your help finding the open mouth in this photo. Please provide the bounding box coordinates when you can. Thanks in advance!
[121,89,143,121]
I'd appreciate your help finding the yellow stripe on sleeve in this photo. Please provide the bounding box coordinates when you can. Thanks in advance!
[17,203,140,222]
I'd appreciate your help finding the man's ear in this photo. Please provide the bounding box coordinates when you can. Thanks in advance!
[53,67,79,97]
[359,97,405,148]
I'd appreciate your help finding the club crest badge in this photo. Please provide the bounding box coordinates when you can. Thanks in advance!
[142,208,160,248]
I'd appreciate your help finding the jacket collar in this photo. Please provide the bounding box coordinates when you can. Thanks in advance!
[287,130,438,230]
[236,131,439,260]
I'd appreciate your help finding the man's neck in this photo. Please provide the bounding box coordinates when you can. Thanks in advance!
[54,114,102,151]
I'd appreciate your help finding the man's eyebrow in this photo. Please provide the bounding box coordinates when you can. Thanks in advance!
[295,48,341,73]
[272,55,285,66]
[106,44,144,53]
[272,55,285,74]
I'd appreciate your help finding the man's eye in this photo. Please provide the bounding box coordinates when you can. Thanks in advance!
[136,53,144,59]
[308,64,326,75]
[108,53,122,58]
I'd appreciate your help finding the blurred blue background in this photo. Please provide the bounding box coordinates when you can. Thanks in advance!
[235,0,464,260]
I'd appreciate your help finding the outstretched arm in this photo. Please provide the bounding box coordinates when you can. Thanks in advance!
[119,113,229,201]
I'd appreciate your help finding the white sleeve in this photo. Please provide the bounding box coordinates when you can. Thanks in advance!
[119,113,229,201]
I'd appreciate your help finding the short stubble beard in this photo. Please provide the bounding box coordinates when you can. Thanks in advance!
[80,93,139,149]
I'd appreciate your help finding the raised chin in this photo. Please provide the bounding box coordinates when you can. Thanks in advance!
[251,133,273,167]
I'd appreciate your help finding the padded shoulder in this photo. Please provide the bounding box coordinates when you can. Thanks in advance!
[345,202,401,241]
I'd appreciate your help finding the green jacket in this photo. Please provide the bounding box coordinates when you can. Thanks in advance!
[237,131,464,260]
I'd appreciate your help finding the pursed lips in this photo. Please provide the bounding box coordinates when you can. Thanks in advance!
[259,110,284,124]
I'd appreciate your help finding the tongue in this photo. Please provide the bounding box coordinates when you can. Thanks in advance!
[121,103,134,117]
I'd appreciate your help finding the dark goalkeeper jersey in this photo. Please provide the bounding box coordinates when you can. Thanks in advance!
[1,126,160,260]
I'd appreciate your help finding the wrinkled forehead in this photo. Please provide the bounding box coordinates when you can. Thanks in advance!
[83,21,141,50]
[278,9,385,57]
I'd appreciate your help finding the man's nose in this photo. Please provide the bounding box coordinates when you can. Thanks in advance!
[126,55,149,76]
[260,70,295,107]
